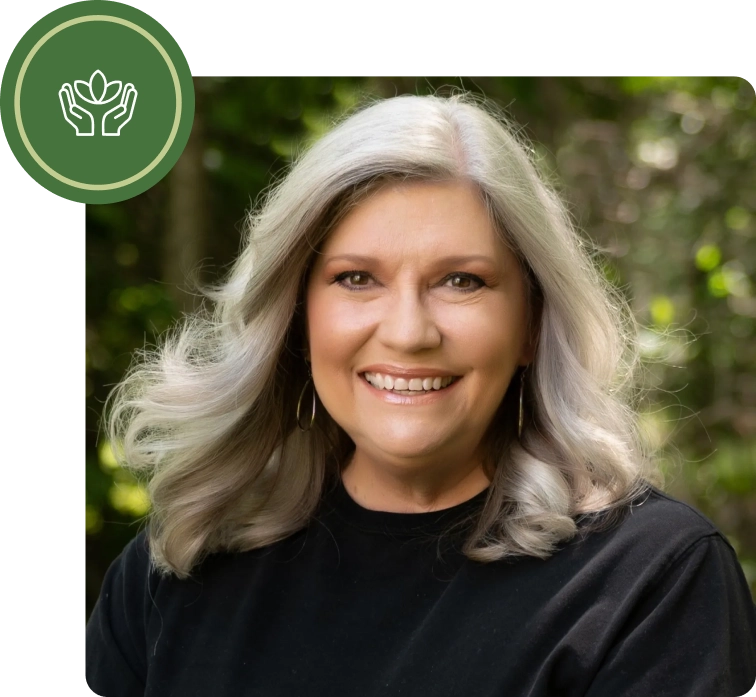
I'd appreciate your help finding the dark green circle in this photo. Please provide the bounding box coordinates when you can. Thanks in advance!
[1,1,194,204]
[23,21,176,184]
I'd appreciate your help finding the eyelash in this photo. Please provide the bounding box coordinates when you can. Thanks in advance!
[331,270,486,293]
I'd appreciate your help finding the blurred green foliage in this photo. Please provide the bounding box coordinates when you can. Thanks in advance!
[86,77,756,615]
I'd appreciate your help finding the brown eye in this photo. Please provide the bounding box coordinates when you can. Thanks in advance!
[333,270,374,290]
[443,273,485,293]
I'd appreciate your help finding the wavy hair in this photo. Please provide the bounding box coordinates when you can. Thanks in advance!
[107,93,657,576]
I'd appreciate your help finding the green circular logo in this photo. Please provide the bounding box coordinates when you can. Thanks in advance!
[1,1,194,203]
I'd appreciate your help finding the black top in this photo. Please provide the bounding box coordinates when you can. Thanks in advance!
[86,482,756,697]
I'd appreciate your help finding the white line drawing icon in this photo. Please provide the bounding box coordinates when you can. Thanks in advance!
[59,70,137,137]
[102,83,137,136]
[59,83,95,136]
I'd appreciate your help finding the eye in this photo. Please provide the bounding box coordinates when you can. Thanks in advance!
[442,273,485,292]
[333,270,374,290]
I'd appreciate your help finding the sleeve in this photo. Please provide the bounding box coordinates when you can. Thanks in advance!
[86,532,154,697]
[584,534,756,697]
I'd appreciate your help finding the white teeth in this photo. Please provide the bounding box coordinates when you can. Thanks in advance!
[363,372,457,393]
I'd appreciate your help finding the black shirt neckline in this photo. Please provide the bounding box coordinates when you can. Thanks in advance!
[323,477,489,537]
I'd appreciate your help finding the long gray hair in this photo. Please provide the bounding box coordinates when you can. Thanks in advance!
[107,93,656,576]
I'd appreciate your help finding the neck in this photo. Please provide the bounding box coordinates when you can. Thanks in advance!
[340,450,490,513]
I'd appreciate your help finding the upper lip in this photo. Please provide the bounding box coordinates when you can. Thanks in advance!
[358,364,460,378]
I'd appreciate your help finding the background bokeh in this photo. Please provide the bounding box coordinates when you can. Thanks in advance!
[86,77,756,616]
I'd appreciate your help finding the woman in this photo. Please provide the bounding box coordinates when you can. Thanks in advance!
[87,94,756,697]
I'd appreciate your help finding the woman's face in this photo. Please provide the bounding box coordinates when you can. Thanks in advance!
[306,180,535,473]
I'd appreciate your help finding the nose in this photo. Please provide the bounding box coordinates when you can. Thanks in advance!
[375,287,441,353]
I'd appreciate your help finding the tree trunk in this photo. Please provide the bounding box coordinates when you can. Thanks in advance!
[163,82,206,314]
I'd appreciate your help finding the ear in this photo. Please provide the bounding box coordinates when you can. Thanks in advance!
[519,286,542,366]
[518,350,534,368]
[302,314,310,362]
[299,291,311,364]
[518,319,540,367]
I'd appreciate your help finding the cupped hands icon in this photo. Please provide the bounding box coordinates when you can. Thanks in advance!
[59,70,137,137]
[59,83,94,136]
[102,84,137,136]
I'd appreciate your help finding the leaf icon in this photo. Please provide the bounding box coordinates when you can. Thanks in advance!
[73,70,123,104]
[101,80,123,104]
[74,79,94,104]
[90,70,106,102]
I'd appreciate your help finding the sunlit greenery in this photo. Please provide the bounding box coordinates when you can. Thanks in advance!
[86,77,756,614]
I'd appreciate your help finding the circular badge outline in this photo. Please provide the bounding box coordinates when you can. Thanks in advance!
[14,14,182,191]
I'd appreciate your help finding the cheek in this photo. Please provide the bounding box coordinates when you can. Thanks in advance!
[440,300,528,362]
[306,293,369,372]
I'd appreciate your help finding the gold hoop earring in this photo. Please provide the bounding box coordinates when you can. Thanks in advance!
[518,370,526,439]
[296,376,316,432]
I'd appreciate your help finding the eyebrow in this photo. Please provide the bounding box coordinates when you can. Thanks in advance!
[322,253,498,266]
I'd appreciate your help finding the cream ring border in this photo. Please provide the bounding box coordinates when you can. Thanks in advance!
[14,15,182,191]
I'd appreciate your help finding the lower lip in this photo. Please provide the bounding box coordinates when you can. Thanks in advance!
[358,374,461,405]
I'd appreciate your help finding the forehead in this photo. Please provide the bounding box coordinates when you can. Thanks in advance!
[317,180,510,262]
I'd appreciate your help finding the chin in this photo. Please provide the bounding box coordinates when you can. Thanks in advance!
[359,432,454,466]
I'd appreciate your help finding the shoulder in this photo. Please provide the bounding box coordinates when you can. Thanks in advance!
[553,487,753,613]
[86,528,157,692]
[563,488,756,696]
[88,528,159,632]
[546,484,751,606]
[621,485,725,537]
[106,528,156,593]
[116,527,153,567]
[469,487,755,694]
[574,485,732,563]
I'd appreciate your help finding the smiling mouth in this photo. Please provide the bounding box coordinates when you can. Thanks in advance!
[361,371,461,395]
